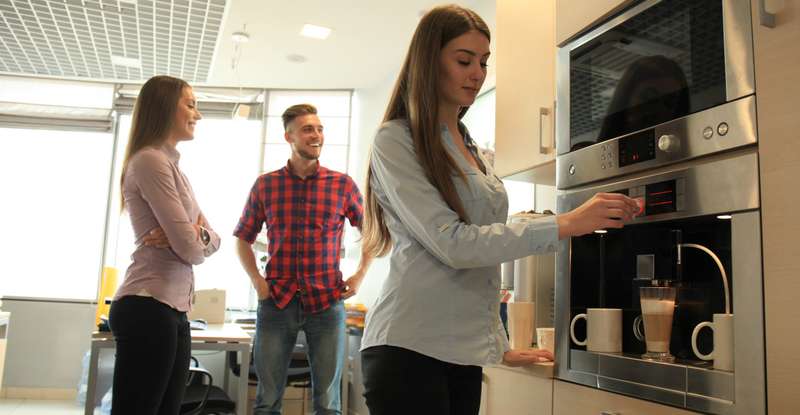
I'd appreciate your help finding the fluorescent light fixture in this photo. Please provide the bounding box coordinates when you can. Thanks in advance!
[717,214,733,220]
[300,24,332,40]
[111,55,141,69]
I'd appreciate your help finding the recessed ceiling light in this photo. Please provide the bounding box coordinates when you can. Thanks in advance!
[111,55,141,68]
[300,24,332,40]
[287,54,307,63]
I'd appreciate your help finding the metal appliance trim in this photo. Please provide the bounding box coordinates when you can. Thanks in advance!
[556,96,757,189]
[557,149,760,221]
[555,152,764,414]
[556,0,755,157]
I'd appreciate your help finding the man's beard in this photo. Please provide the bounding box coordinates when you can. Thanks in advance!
[297,148,320,160]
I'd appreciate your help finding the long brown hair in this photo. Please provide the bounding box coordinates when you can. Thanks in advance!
[362,5,490,257]
[120,75,189,210]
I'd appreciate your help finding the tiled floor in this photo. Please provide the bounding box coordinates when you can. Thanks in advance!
[0,399,90,415]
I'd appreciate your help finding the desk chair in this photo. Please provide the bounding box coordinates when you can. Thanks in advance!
[181,357,236,415]
[227,328,311,389]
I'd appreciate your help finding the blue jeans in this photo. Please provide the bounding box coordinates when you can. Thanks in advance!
[253,295,345,415]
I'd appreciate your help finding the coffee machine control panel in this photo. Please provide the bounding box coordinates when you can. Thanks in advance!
[619,178,685,217]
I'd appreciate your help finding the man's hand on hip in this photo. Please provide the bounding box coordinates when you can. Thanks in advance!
[253,277,270,300]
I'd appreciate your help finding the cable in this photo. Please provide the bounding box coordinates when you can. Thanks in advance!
[680,243,730,314]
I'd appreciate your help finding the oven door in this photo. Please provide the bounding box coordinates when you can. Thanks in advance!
[555,0,754,158]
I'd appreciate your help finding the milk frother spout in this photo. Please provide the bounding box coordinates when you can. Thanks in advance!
[679,242,730,315]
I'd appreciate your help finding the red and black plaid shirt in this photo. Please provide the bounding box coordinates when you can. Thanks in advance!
[234,161,363,313]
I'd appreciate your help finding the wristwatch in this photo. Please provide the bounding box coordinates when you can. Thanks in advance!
[200,227,211,246]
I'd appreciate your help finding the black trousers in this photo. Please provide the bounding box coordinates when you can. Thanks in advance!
[109,295,190,415]
[361,345,483,415]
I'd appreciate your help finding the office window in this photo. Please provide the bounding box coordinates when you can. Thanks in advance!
[0,127,113,300]
[109,90,354,310]
[110,116,262,309]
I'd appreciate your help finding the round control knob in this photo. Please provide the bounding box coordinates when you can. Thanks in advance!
[658,134,680,153]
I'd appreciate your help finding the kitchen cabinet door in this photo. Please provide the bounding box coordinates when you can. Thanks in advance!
[482,366,553,415]
[494,0,556,179]
[553,380,697,415]
[752,0,800,414]
[555,0,633,45]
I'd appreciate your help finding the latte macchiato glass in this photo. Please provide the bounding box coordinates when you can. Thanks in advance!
[640,286,677,362]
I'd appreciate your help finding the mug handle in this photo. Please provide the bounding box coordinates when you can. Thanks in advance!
[633,315,645,341]
[570,313,588,346]
[692,322,715,361]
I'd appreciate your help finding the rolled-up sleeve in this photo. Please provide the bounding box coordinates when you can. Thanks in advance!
[131,151,207,265]
[370,122,558,270]
[233,177,266,243]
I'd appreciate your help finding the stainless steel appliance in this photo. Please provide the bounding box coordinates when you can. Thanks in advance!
[554,1,765,414]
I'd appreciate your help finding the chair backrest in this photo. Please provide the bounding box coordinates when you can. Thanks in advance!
[182,362,236,415]
[227,334,311,387]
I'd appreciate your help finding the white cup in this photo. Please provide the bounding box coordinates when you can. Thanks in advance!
[570,308,622,353]
[508,302,535,349]
[691,313,734,371]
[536,327,555,355]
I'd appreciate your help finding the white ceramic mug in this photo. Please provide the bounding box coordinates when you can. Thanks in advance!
[536,327,555,355]
[569,308,622,353]
[691,313,734,371]
[508,302,535,349]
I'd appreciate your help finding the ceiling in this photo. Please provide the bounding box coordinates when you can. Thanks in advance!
[0,0,496,90]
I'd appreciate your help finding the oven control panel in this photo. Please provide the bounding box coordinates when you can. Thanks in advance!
[618,178,685,217]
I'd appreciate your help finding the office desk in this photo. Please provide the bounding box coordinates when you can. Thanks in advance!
[85,324,252,415]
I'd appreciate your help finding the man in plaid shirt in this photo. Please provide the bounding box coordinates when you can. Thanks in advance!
[234,103,372,415]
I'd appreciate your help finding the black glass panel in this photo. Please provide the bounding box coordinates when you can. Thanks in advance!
[569,0,725,152]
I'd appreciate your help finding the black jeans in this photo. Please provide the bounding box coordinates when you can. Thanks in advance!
[361,345,482,415]
[109,295,190,415]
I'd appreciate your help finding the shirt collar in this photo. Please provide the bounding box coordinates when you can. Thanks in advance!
[283,159,323,180]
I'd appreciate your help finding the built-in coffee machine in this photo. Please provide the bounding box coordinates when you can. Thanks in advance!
[554,0,765,414]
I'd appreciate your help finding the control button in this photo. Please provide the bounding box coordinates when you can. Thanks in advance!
[601,164,606,170]
[657,134,680,153]
[634,197,645,216]
[717,122,729,136]
[569,164,576,175]
[703,127,714,139]
[601,154,606,161]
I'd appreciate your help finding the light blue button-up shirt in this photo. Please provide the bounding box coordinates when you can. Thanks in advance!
[360,119,559,366]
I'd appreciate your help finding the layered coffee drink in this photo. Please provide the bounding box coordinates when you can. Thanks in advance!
[639,286,677,362]
[641,299,675,353]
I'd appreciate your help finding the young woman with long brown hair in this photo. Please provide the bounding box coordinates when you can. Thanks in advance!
[109,75,220,415]
[358,5,639,414]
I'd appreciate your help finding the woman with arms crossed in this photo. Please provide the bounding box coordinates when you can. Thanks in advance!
[110,75,221,415]
[359,5,639,415]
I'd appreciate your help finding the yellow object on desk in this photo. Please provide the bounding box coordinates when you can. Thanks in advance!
[94,266,118,326]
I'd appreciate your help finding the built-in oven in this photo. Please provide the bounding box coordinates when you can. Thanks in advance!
[554,1,765,414]
[556,0,755,189]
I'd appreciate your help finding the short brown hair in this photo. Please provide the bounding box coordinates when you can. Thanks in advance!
[281,103,317,130]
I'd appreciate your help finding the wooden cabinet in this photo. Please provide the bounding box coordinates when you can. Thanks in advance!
[553,380,697,415]
[481,366,553,415]
[555,0,633,45]
[752,0,800,413]
[494,0,556,180]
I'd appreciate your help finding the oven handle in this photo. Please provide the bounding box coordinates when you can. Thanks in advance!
[759,0,776,28]
[539,107,552,154]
